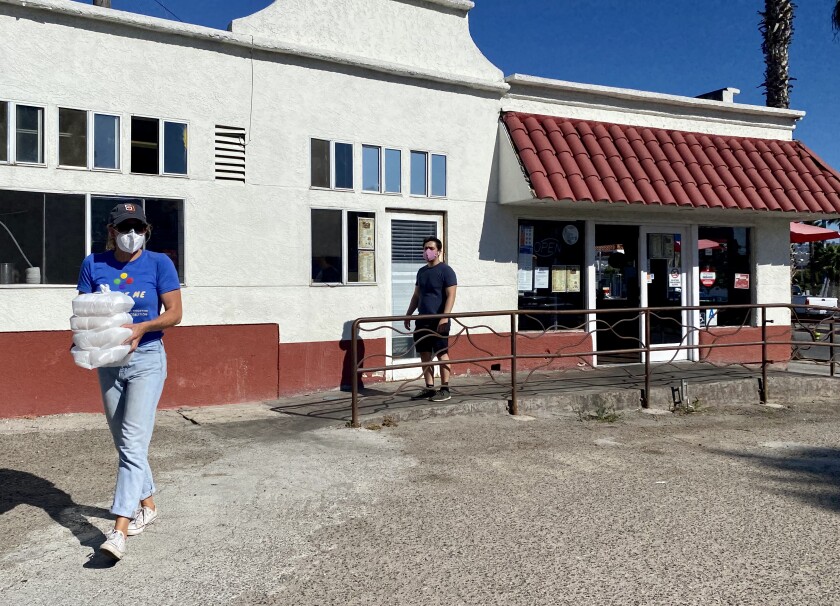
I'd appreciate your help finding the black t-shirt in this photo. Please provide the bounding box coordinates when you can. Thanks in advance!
[416,262,457,315]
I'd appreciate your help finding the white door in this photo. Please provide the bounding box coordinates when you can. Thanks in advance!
[388,213,444,380]
[640,227,689,362]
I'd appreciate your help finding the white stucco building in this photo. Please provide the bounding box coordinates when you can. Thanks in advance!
[2,0,839,416]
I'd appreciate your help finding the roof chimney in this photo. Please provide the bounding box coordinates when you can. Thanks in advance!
[93,1,112,7]
[695,87,740,103]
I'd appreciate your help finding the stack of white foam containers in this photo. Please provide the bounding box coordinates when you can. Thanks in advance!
[70,285,136,370]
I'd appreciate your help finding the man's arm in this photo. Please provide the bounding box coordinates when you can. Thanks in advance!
[404,286,420,330]
[438,285,457,328]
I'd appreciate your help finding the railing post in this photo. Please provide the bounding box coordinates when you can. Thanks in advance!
[831,320,836,378]
[643,308,650,408]
[510,313,518,416]
[760,308,768,404]
[351,319,360,428]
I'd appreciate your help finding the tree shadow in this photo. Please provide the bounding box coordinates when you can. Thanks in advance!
[708,446,840,513]
[0,468,114,565]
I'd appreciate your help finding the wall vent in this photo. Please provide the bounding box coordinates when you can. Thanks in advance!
[215,125,246,182]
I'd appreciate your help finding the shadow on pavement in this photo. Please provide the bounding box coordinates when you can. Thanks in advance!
[0,469,111,555]
[710,446,840,513]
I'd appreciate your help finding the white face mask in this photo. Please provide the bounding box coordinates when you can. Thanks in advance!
[116,230,145,254]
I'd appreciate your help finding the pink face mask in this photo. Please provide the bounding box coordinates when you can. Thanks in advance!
[424,248,439,262]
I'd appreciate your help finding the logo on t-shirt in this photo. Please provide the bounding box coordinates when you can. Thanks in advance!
[112,272,145,298]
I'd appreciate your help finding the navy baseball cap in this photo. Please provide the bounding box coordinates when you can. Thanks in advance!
[109,202,147,226]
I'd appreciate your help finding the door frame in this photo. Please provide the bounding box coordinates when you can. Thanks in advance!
[639,225,691,363]
[386,210,445,380]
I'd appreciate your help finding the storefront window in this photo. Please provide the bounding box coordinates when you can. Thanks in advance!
[698,227,751,327]
[517,220,585,330]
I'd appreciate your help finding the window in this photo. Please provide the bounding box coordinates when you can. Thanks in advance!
[311,209,376,284]
[59,108,87,167]
[0,190,85,285]
[518,219,586,331]
[698,226,752,327]
[335,143,353,189]
[131,117,188,176]
[431,154,447,197]
[58,109,120,170]
[163,121,188,175]
[0,190,185,286]
[410,151,427,196]
[0,102,8,163]
[310,138,354,190]
[384,148,401,193]
[16,105,44,164]
[410,151,447,198]
[362,145,401,194]
[93,114,120,170]
[362,145,380,192]
[90,195,185,282]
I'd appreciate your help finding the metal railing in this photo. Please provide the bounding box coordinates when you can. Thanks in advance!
[348,303,840,427]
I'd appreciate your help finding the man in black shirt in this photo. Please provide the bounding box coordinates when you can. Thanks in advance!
[404,236,458,401]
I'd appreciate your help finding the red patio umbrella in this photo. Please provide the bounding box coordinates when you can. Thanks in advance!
[698,238,722,250]
[790,222,840,243]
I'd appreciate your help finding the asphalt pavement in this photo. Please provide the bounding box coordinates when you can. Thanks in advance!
[2,396,840,605]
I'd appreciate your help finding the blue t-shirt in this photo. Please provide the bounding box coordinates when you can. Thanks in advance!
[416,262,457,315]
[77,250,180,345]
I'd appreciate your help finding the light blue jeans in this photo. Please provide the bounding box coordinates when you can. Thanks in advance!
[97,340,167,518]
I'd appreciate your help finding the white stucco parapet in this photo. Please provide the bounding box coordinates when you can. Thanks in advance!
[230,0,503,88]
[504,74,805,139]
[0,0,508,93]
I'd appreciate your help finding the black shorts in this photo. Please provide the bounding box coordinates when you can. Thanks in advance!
[413,319,450,355]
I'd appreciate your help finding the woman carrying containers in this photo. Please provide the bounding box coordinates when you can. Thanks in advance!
[76,202,182,561]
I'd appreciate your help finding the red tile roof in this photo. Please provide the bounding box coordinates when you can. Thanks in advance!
[502,112,840,213]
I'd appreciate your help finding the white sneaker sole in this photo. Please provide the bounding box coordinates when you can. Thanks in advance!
[99,542,124,560]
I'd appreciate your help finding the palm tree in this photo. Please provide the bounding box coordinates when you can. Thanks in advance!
[760,2,840,109]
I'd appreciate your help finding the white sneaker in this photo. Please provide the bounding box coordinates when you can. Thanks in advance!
[127,505,158,536]
[99,529,126,560]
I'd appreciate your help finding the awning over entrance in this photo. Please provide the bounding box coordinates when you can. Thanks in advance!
[502,112,840,213]
[790,222,840,243]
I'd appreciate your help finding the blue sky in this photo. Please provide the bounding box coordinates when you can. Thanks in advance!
[75,0,839,168]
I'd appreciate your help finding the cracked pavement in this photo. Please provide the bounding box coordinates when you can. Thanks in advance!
[2,399,840,605]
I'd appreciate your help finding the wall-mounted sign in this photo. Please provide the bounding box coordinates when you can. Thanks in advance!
[700,271,716,287]
[734,273,750,289]
[668,269,681,288]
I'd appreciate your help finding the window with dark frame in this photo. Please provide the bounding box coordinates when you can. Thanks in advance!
[91,195,185,282]
[0,189,85,285]
[131,117,159,174]
[410,150,427,196]
[384,148,401,193]
[362,145,381,192]
[310,139,330,188]
[58,108,88,168]
[131,117,187,176]
[310,208,376,284]
[334,142,353,189]
[517,219,586,331]
[431,154,447,197]
[93,114,120,170]
[0,102,8,163]
[698,226,752,327]
[15,105,44,164]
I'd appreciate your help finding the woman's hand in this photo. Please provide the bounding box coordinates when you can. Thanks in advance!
[122,322,148,353]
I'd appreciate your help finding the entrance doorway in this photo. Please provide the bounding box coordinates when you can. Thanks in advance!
[594,225,641,364]
[388,212,443,380]
[640,227,688,362]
